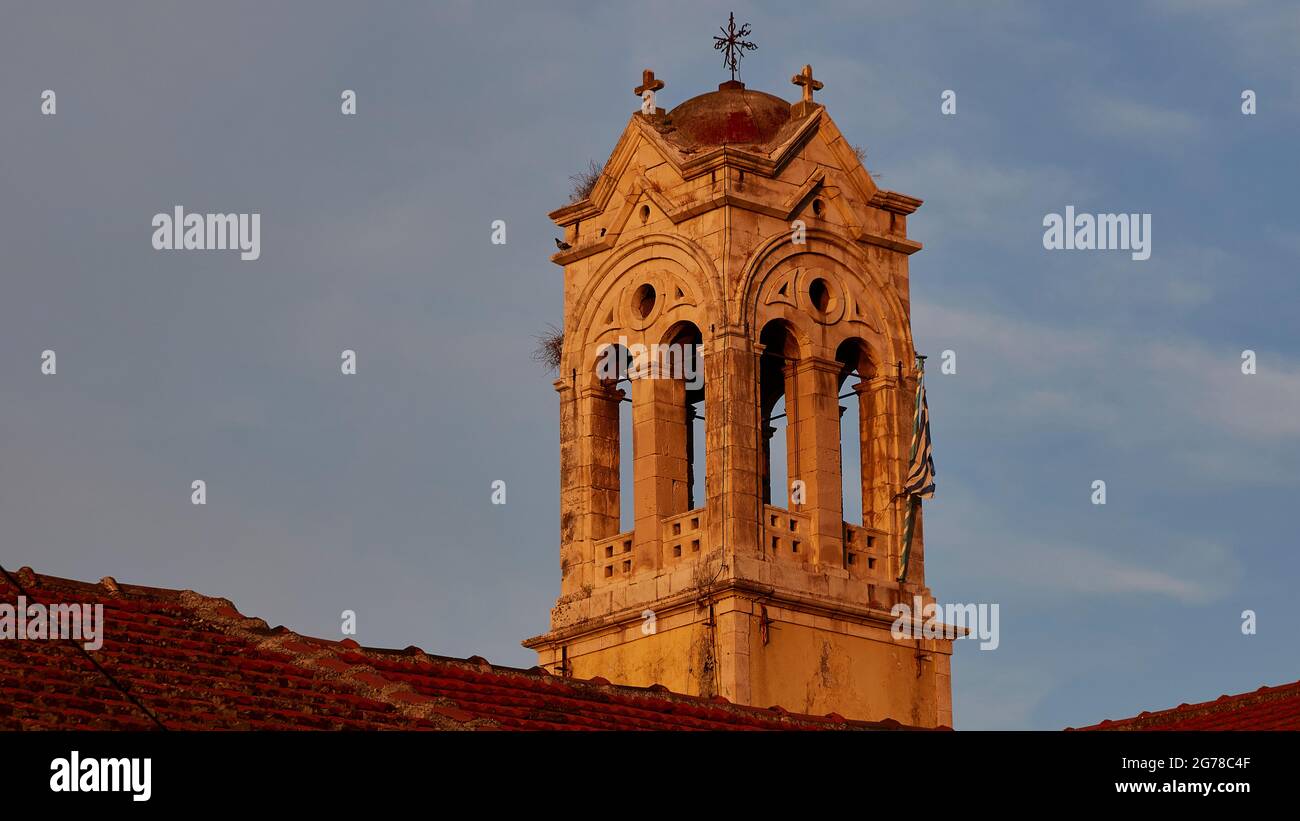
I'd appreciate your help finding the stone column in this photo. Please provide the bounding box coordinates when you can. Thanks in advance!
[714,603,753,707]
[558,380,622,597]
[853,376,894,535]
[632,374,688,571]
[789,355,845,569]
[578,382,623,591]
[556,379,582,595]
[704,329,762,563]
[895,369,920,580]
[906,500,927,586]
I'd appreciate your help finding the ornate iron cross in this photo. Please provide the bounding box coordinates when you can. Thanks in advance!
[713,12,756,82]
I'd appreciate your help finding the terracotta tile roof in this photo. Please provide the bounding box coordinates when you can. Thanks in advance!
[665,82,799,148]
[1071,679,1300,731]
[0,567,922,731]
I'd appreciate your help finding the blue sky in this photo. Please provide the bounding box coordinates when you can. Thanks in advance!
[2,1,1297,729]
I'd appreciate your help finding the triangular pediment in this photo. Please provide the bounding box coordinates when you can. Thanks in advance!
[549,96,922,264]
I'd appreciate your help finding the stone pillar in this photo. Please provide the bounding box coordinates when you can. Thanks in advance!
[556,379,583,596]
[714,604,753,707]
[860,366,924,581]
[895,369,920,580]
[583,383,624,590]
[790,356,844,569]
[854,377,894,536]
[558,380,622,598]
[906,498,927,587]
[632,374,688,571]
[704,330,761,563]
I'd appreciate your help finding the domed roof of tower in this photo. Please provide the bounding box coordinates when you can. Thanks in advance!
[666,80,799,148]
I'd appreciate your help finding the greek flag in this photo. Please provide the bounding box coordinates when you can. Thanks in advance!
[898,358,935,582]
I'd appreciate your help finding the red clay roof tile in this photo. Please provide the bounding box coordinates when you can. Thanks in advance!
[1,567,918,731]
[1071,680,1300,730]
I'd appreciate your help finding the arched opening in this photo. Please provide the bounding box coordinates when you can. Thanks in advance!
[665,322,706,512]
[595,342,635,534]
[835,339,871,525]
[767,395,789,507]
[618,388,634,532]
[759,321,800,508]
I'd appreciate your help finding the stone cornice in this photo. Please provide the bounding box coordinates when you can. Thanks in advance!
[547,106,920,226]
[521,574,946,651]
[869,190,923,216]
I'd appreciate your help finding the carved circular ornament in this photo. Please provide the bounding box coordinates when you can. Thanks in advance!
[797,267,844,325]
[624,273,667,331]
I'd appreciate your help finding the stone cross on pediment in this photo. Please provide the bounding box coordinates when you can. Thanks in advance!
[635,69,665,115]
[791,64,823,104]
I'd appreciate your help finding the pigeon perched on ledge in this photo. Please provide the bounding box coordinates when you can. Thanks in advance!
[555,237,572,250]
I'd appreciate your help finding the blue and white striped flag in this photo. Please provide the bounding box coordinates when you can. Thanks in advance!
[898,357,935,582]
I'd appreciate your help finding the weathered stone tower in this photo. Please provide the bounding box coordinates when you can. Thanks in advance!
[523,67,953,727]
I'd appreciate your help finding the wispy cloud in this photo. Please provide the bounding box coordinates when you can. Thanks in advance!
[933,481,1240,605]
[914,297,1300,504]
[1149,0,1300,84]
[896,150,1089,244]
[1143,342,1300,439]
[1076,94,1203,143]
[917,299,1300,443]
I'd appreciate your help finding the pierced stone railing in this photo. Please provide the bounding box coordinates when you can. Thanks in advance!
[593,531,634,584]
[661,508,706,566]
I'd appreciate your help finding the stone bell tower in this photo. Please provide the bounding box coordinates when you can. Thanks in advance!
[523,62,953,728]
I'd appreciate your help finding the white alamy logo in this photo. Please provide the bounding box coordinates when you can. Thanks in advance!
[596,336,703,390]
[50,752,151,802]
[891,596,1000,651]
[151,206,261,261]
[1042,205,1151,261]
[0,596,103,651]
